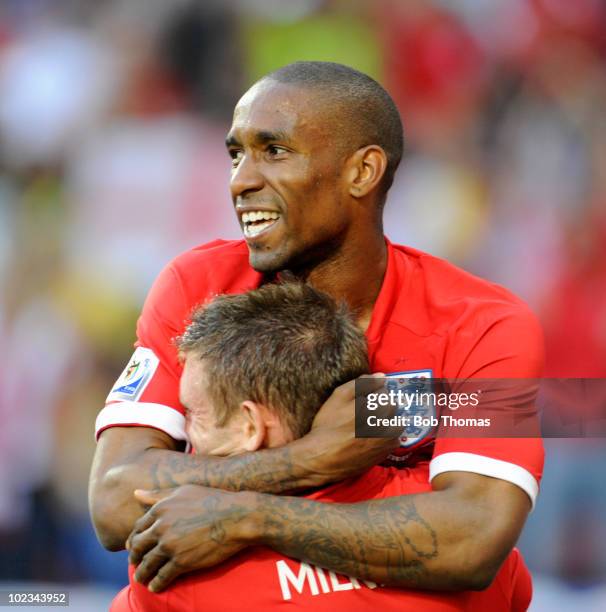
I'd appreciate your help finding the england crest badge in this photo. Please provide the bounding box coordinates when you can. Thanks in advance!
[386,370,436,448]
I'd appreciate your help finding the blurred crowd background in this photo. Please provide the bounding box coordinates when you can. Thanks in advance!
[0,0,605,609]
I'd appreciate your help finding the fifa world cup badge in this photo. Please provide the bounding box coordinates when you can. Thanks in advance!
[106,347,159,402]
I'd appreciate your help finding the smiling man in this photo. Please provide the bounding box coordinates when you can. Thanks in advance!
[90,62,544,596]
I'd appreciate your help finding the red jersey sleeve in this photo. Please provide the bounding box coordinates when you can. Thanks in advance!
[430,304,546,508]
[95,260,189,441]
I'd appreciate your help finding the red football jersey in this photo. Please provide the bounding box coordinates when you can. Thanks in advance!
[110,464,532,611]
[96,238,544,506]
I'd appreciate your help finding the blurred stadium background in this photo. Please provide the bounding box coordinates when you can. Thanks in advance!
[0,0,605,609]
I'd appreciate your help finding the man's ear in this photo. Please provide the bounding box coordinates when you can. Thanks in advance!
[239,400,267,452]
[345,145,388,199]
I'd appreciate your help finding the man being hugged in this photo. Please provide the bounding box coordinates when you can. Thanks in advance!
[113,283,531,611]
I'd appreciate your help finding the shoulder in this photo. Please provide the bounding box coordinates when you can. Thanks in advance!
[169,239,250,282]
[392,242,523,306]
[389,241,539,329]
[387,242,544,377]
[158,239,259,300]
[140,239,261,326]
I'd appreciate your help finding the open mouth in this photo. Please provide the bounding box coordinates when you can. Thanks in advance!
[241,210,281,239]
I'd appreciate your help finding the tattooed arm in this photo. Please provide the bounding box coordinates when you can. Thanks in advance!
[89,378,396,550]
[127,471,531,592]
[90,426,306,551]
[256,471,530,590]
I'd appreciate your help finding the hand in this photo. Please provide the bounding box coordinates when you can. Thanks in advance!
[300,374,401,483]
[126,485,255,592]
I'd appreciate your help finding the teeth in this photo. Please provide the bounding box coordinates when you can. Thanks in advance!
[244,219,276,238]
[242,211,280,224]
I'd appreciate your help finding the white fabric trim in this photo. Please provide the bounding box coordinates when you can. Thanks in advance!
[95,401,187,441]
[429,452,539,510]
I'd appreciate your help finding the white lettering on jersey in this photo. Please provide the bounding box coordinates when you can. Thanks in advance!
[329,570,356,591]
[314,566,331,593]
[277,561,319,600]
[276,561,378,600]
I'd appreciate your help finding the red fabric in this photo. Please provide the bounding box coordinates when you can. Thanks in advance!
[110,464,532,611]
[100,237,544,492]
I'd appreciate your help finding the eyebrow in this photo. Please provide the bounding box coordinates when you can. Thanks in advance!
[225,130,290,148]
[225,134,239,148]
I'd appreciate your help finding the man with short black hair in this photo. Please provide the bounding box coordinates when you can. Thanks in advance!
[259,61,404,198]
[90,60,543,596]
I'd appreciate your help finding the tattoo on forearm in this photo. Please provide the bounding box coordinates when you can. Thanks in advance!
[166,495,249,545]
[260,494,439,586]
[147,447,301,493]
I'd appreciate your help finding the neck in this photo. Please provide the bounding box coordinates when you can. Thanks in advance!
[287,231,387,332]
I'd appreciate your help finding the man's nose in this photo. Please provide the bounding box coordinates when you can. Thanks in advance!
[230,154,264,199]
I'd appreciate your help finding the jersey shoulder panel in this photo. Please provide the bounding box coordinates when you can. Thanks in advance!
[389,242,531,325]
[387,242,545,378]
[169,239,257,304]
[142,239,259,332]
[100,240,260,437]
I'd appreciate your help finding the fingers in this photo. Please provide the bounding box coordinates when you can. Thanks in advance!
[133,543,168,586]
[356,373,386,397]
[130,506,156,536]
[128,517,158,566]
[148,560,185,593]
[333,373,386,402]
[128,489,176,558]
[134,488,173,506]
[132,548,184,592]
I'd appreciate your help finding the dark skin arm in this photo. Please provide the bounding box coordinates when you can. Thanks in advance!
[89,427,303,551]
[89,377,396,550]
[126,472,530,593]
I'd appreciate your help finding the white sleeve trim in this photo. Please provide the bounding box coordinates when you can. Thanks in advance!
[429,452,539,510]
[95,401,187,442]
